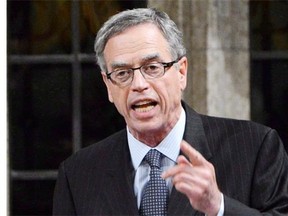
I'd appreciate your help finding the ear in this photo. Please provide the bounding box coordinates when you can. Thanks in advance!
[101,72,114,103]
[178,56,188,91]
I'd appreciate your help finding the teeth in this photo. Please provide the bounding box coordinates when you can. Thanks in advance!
[135,101,150,106]
[135,104,155,112]
[132,100,157,112]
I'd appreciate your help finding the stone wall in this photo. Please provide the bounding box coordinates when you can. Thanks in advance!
[148,0,250,120]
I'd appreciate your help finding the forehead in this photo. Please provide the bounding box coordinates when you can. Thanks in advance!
[103,23,172,67]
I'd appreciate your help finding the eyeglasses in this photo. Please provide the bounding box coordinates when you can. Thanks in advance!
[106,57,181,87]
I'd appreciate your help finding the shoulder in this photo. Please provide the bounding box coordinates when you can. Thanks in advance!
[183,101,278,154]
[200,114,271,140]
[198,114,284,159]
[183,101,272,144]
[61,129,127,171]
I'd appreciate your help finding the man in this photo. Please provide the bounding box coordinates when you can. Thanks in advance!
[53,8,288,215]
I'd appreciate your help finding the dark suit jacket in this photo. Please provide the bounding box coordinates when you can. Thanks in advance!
[53,103,288,215]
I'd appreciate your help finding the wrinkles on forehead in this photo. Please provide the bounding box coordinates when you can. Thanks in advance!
[109,53,165,71]
[103,23,173,72]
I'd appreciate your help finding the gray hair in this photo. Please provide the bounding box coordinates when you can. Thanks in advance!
[94,8,186,72]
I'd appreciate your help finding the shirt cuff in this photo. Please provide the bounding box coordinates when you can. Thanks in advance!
[217,193,224,216]
[206,193,224,216]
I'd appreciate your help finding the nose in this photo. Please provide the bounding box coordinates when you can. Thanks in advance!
[130,69,149,92]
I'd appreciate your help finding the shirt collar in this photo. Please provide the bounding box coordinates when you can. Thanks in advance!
[128,107,186,170]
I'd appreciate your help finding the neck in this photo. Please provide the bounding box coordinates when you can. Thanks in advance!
[129,108,182,147]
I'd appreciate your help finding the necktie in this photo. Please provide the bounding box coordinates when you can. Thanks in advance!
[139,149,169,216]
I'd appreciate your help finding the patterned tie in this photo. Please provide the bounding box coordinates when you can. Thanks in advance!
[139,149,169,216]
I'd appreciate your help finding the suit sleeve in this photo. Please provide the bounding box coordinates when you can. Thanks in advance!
[53,162,76,215]
[224,129,288,215]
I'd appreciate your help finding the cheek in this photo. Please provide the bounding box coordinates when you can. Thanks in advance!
[155,81,181,105]
[110,89,129,114]
[162,79,183,106]
[167,76,183,95]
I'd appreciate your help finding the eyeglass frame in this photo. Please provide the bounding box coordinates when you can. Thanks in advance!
[105,56,183,87]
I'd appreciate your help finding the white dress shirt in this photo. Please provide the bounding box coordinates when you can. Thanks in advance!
[127,108,224,215]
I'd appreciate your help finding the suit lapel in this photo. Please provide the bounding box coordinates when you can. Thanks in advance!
[168,187,197,215]
[168,102,212,216]
[182,102,212,160]
[102,131,139,215]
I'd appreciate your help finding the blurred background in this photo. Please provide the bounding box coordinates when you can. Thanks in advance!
[7,0,288,215]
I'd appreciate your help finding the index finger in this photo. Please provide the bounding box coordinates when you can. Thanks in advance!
[180,140,205,166]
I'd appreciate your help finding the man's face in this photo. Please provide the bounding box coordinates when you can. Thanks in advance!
[102,23,188,145]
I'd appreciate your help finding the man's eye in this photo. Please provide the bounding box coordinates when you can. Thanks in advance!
[144,64,161,74]
[147,64,160,70]
[115,70,130,78]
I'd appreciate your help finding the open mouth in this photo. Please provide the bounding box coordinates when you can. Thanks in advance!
[131,100,158,113]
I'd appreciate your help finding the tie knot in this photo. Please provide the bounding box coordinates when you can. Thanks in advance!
[144,149,162,168]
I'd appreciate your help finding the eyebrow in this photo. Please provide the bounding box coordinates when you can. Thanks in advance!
[109,53,162,71]
[110,62,129,70]
[141,53,161,63]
